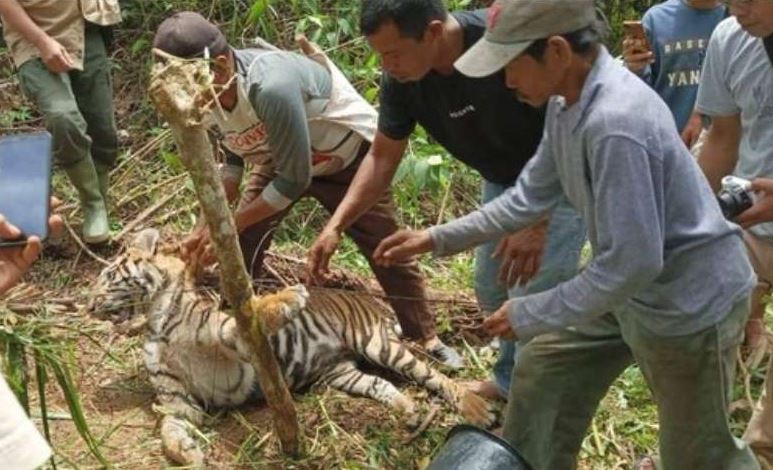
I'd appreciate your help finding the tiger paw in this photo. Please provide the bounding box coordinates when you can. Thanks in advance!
[459,389,497,428]
[253,284,309,335]
[280,284,309,315]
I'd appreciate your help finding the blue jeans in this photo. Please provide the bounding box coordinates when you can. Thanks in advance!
[474,180,586,396]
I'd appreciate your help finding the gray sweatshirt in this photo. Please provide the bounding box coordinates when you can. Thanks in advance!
[430,48,754,341]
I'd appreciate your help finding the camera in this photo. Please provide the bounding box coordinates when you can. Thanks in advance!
[717,176,756,220]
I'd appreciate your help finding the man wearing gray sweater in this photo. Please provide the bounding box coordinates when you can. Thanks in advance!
[375,0,759,467]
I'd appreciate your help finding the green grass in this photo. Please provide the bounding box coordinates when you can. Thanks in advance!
[2,0,761,467]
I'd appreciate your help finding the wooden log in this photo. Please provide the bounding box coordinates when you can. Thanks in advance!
[148,54,300,455]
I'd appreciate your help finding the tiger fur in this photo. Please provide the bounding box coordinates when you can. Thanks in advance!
[87,229,494,466]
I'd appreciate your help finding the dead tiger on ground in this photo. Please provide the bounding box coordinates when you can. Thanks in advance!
[86,228,495,466]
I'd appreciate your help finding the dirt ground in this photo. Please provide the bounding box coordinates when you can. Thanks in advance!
[10,238,490,470]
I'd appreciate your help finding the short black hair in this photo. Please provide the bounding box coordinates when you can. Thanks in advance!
[524,21,607,61]
[360,0,448,41]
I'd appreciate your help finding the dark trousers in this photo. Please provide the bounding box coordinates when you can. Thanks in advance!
[238,152,437,341]
[17,23,118,171]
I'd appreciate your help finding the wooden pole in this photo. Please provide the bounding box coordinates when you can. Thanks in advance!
[148,56,300,455]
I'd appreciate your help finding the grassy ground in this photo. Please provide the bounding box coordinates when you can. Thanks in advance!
[1,119,767,469]
[0,1,769,468]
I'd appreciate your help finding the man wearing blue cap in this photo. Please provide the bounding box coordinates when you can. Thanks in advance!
[373,0,760,467]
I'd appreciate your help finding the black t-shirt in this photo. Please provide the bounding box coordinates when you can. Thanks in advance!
[378,10,545,186]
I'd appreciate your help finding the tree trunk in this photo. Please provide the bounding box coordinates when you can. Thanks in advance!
[163,121,300,456]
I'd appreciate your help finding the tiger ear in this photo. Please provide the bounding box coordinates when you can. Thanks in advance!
[131,228,161,255]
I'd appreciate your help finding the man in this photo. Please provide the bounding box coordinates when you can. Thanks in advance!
[0,210,62,469]
[0,0,121,244]
[737,179,773,470]
[622,0,726,147]
[695,0,773,465]
[374,0,759,467]
[151,11,462,367]
[307,0,586,400]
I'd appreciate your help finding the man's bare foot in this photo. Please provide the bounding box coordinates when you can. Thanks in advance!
[634,455,656,470]
[743,318,769,367]
[744,318,767,349]
[467,380,506,402]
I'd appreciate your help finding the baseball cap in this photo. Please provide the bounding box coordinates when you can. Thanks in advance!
[455,0,597,78]
[153,11,229,59]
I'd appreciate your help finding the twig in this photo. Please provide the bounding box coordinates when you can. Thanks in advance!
[114,173,188,210]
[263,262,292,288]
[736,349,757,411]
[591,418,604,456]
[154,201,199,225]
[403,405,440,444]
[112,129,171,176]
[114,191,178,241]
[62,218,110,266]
[436,173,454,226]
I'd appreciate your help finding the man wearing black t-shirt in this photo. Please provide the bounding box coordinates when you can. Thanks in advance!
[307,0,586,398]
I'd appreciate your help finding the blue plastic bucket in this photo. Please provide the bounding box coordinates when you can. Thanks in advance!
[426,425,533,470]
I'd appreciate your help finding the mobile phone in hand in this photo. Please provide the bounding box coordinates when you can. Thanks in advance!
[623,20,651,53]
[0,132,53,247]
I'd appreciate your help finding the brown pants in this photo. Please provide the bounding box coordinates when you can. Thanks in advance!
[237,156,436,341]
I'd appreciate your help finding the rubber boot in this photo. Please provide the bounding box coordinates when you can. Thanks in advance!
[94,162,110,204]
[64,159,110,244]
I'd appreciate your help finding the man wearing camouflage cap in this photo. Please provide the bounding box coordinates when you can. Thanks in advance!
[375,0,760,467]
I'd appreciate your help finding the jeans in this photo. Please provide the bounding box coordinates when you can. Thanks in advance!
[474,179,586,395]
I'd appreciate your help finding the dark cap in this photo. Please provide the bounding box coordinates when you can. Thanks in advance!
[153,11,229,59]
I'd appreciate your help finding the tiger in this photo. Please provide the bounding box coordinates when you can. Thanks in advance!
[87,228,495,466]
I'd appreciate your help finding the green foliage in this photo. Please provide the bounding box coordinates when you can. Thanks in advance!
[0,310,109,467]
[598,0,658,54]
[0,106,32,128]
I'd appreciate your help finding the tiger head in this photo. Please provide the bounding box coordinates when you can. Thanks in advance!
[87,228,184,324]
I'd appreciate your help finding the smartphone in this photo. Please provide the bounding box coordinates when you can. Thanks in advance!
[623,20,651,53]
[0,132,53,247]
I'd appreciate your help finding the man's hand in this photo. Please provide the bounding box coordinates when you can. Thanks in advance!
[737,178,773,229]
[0,209,63,295]
[307,228,342,284]
[493,221,548,288]
[373,229,433,268]
[622,38,654,74]
[482,304,517,341]
[38,35,75,73]
[182,225,216,268]
[681,113,704,148]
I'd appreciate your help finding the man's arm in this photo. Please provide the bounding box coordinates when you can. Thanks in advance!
[235,61,318,232]
[680,111,704,148]
[328,131,406,233]
[428,138,561,257]
[307,131,407,279]
[694,22,740,192]
[372,135,560,266]
[505,135,665,341]
[0,0,74,72]
[697,114,742,192]
[220,148,244,204]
